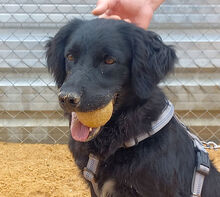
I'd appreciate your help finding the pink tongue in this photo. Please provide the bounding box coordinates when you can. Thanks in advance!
[70,112,90,142]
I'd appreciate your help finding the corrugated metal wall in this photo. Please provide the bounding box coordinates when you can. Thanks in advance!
[0,0,220,143]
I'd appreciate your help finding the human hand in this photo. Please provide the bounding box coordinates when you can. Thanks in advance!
[92,0,165,29]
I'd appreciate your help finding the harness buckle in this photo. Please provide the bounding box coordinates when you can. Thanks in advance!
[83,153,99,182]
[83,167,95,182]
[196,150,210,176]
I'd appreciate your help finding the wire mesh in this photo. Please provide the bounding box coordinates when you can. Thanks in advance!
[0,0,220,144]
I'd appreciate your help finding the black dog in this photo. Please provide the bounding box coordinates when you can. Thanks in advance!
[46,18,220,197]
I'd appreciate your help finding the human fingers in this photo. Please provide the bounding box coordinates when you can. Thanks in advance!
[124,18,131,23]
[92,0,109,16]
[99,13,121,20]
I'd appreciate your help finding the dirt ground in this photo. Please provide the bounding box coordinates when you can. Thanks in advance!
[0,143,219,197]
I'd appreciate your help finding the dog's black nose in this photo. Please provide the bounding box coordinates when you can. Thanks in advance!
[58,91,80,108]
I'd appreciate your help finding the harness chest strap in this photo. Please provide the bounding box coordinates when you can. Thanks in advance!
[83,101,210,197]
[83,154,100,196]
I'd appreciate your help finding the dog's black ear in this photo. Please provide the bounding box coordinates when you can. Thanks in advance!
[131,29,177,99]
[45,19,83,88]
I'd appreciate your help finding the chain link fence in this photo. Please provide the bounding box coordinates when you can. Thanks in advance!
[0,0,220,144]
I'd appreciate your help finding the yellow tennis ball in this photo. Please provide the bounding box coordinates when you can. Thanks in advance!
[76,101,113,128]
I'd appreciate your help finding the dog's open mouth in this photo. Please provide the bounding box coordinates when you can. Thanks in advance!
[70,98,118,142]
[70,112,101,142]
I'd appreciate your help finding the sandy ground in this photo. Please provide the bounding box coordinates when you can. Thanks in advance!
[0,142,219,197]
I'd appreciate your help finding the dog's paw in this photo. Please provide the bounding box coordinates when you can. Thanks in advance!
[100,180,116,197]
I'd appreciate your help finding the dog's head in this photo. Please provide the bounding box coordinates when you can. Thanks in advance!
[46,18,177,142]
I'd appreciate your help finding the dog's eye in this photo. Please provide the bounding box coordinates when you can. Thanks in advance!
[66,54,74,61]
[104,56,116,65]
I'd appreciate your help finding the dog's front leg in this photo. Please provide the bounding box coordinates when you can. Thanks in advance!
[100,180,116,197]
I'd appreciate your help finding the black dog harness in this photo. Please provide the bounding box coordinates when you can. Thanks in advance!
[83,101,210,197]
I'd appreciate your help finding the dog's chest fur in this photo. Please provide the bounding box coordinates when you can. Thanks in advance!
[70,140,146,196]
[69,121,195,197]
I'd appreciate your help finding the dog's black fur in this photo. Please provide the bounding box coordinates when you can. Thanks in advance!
[46,18,220,197]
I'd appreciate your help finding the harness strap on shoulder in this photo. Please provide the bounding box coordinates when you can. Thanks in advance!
[124,100,174,148]
[174,116,210,197]
[191,135,210,197]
